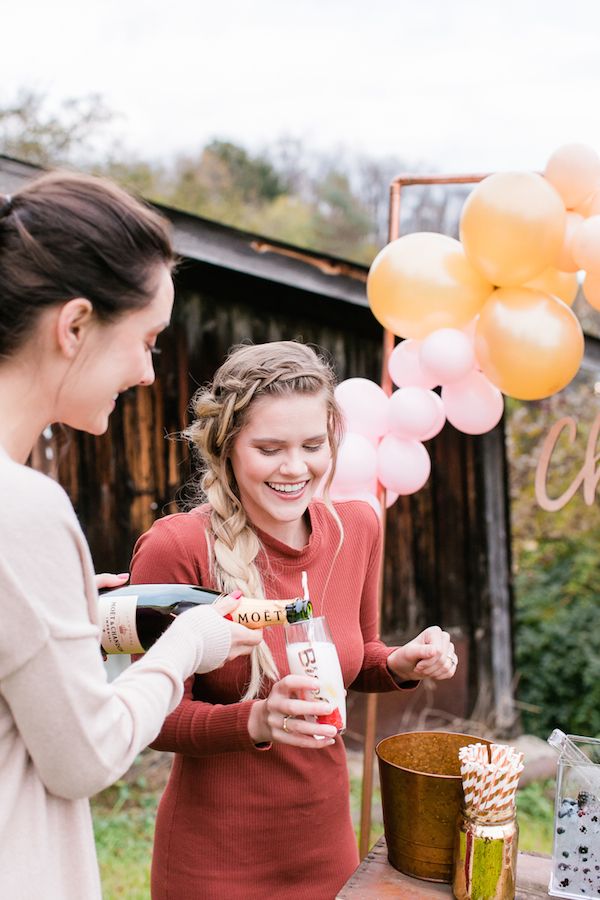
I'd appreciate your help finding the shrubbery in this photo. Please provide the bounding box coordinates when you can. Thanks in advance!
[515,536,600,739]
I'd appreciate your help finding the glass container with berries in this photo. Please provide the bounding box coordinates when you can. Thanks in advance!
[548,730,600,899]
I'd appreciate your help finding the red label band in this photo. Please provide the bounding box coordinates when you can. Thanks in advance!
[317,707,344,730]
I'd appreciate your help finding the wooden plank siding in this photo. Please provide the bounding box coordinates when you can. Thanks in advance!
[0,154,514,732]
[38,265,512,729]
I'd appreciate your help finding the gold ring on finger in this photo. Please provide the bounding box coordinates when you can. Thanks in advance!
[282,714,292,733]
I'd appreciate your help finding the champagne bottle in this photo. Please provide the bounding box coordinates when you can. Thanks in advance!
[98,583,313,654]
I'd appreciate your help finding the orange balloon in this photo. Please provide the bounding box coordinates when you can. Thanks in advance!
[475,287,584,400]
[586,189,600,217]
[544,143,600,209]
[366,232,492,339]
[575,186,600,217]
[583,273,600,311]
[571,214,600,274]
[525,266,579,306]
[460,172,565,287]
[555,211,583,273]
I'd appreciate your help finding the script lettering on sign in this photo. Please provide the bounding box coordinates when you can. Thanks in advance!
[535,413,600,511]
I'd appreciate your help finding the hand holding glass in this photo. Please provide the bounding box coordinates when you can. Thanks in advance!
[284,616,346,734]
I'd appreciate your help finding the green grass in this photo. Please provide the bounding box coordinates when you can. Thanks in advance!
[516,778,556,855]
[91,774,157,899]
[350,772,384,847]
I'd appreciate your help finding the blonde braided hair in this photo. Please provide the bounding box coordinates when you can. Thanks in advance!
[184,341,344,700]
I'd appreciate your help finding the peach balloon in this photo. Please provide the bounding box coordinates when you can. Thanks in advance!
[544,143,600,209]
[582,273,600,311]
[525,266,579,307]
[460,172,565,287]
[475,287,584,401]
[571,215,600,274]
[462,317,479,342]
[367,232,492,339]
[554,211,583,273]
[575,186,600,217]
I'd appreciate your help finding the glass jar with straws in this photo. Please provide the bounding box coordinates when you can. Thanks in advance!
[452,742,524,900]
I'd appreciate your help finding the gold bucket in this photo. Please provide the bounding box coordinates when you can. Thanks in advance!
[376,731,491,883]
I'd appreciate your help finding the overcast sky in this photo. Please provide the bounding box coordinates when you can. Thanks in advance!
[3,0,600,174]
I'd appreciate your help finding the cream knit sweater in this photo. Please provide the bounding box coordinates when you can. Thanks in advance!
[0,446,231,899]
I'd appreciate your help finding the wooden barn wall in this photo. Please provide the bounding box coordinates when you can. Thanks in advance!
[34,261,512,718]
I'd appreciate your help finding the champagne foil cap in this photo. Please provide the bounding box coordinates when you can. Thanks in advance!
[285,598,313,623]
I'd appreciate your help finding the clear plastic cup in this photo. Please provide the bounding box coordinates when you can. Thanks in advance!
[284,615,346,734]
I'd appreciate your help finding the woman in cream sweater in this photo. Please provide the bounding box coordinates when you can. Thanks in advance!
[0,171,263,899]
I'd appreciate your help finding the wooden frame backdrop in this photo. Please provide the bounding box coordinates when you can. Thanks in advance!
[358,171,491,858]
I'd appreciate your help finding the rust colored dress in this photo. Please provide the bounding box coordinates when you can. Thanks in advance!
[130,499,416,900]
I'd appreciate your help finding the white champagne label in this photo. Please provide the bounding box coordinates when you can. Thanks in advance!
[98,594,145,654]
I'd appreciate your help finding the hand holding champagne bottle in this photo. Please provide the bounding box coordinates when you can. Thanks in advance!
[98,583,313,655]
[210,595,265,664]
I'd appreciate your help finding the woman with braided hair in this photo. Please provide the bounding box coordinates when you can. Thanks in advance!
[130,340,458,900]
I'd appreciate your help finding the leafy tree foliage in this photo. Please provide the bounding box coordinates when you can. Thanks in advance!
[506,370,600,738]
[0,89,461,265]
[0,90,112,167]
[514,535,600,737]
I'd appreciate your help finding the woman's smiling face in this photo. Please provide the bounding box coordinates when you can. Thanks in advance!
[230,391,331,546]
[57,265,174,435]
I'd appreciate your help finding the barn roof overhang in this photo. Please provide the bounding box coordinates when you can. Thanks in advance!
[0,154,368,310]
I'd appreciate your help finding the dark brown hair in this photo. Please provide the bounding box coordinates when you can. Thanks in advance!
[0,170,175,358]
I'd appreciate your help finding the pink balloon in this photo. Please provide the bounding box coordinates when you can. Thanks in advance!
[385,490,399,508]
[333,487,407,510]
[555,211,584,272]
[335,378,389,442]
[331,432,378,494]
[344,491,381,518]
[387,387,442,441]
[571,215,600,274]
[441,371,504,435]
[377,435,431,495]
[419,328,475,385]
[387,339,438,389]
[420,392,446,441]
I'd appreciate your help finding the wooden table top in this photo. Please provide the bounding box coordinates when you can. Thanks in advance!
[337,836,552,899]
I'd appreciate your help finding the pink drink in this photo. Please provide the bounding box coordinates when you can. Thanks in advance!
[284,617,346,733]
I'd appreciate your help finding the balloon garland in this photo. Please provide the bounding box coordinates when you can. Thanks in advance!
[330,143,600,509]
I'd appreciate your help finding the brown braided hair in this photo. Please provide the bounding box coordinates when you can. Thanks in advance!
[184,341,344,699]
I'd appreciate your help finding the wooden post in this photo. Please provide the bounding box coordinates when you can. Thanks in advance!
[358,172,491,857]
